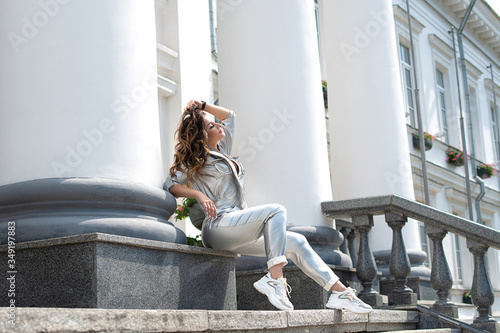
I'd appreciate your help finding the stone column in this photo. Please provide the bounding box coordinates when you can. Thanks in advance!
[216,0,333,228]
[321,0,422,253]
[0,0,182,243]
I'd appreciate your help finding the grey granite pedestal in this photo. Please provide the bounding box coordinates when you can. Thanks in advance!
[473,321,500,333]
[432,304,458,318]
[379,276,437,301]
[234,225,361,310]
[0,233,237,310]
[236,265,363,310]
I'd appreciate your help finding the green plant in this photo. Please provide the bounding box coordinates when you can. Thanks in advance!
[445,147,465,166]
[412,131,435,141]
[477,163,497,179]
[463,290,472,304]
[322,80,328,109]
[173,197,197,221]
[412,131,435,151]
[187,234,204,247]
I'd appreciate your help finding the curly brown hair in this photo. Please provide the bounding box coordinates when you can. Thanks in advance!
[169,105,210,183]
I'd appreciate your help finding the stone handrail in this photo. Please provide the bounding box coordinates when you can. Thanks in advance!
[321,194,499,333]
[321,194,500,250]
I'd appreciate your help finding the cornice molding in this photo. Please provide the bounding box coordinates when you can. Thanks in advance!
[429,33,455,59]
[393,4,426,34]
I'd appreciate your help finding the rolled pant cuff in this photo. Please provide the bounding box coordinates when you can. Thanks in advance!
[323,277,340,291]
[267,255,288,269]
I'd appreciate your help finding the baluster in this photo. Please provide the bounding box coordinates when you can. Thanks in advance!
[339,226,349,256]
[347,228,358,268]
[385,212,417,305]
[352,215,383,306]
[466,239,498,332]
[426,225,457,318]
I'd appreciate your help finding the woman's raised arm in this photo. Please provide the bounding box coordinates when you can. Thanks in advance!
[185,100,231,121]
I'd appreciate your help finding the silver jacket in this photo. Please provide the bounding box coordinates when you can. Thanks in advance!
[164,111,247,229]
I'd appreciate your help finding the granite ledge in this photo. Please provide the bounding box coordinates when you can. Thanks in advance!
[0,232,238,258]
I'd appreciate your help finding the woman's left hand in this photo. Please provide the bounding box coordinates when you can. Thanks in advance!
[196,192,217,219]
[184,99,203,112]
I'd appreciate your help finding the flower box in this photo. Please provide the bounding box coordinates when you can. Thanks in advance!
[477,163,496,179]
[412,136,433,151]
[445,147,465,166]
[412,132,434,151]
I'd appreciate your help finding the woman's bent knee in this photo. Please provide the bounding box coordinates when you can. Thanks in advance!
[265,203,286,217]
[286,232,309,252]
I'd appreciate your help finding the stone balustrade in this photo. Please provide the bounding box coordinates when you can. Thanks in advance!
[322,194,500,333]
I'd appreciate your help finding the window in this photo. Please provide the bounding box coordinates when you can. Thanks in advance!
[419,222,430,267]
[400,43,416,126]
[453,233,463,284]
[436,69,449,143]
[466,85,484,160]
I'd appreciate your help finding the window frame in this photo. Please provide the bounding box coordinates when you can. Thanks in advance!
[399,41,418,127]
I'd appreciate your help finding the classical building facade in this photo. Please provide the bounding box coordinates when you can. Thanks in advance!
[1,0,499,321]
[155,0,500,318]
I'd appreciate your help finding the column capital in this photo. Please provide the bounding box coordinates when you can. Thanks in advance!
[426,225,447,240]
[352,214,374,228]
[466,238,489,255]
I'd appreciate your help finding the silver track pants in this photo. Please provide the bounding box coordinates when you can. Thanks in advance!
[201,204,339,290]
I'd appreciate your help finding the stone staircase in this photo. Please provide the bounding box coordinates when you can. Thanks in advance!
[0,307,419,333]
[1,192,499,332]
[1,305,489,333]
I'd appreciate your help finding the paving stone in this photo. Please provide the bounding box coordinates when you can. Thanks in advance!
[208,310,287,330]
[368,309,419,323]
[1,308,209,333]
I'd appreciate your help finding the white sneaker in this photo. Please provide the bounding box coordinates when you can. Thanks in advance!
[326,287,373,314]
[253,273,294,311]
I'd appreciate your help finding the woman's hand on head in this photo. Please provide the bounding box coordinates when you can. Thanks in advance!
[196,192,217,219]
[184,100,203,112]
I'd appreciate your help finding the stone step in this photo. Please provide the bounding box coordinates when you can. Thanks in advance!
[1,307,419,333]
[380,329,461,333]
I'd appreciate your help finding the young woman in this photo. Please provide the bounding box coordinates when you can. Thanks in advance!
[164,100,372,314]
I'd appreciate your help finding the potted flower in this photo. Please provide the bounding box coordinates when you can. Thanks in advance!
[171,197,204,247]
[172,197,197,221]
[477,163,497,179]
[445,147,465,166]
[412,131,435,151]
[322,80,328,109]
[463,290,472,304]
